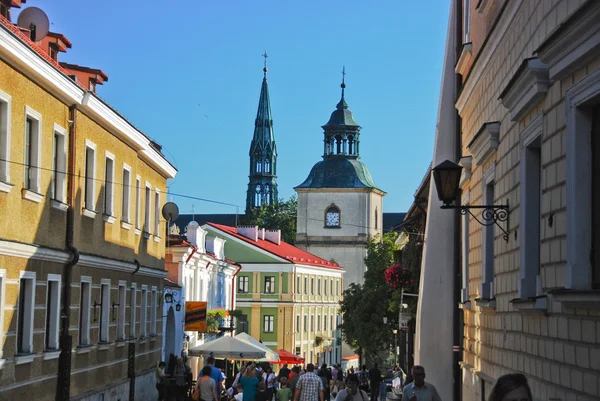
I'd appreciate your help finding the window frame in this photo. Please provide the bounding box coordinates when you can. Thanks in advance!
[45,274,61,351]
[84,140,97,212]
[144,182,152,235]
[154,190,161,236]
[135,176,141,231]
[104,151,115,218]
[311,277,314,295]
[17,271,36,355]
[151,286,157,336]
[238,276,249,293]
[23,106,42,194]
[324,205,341,228]
[264,276,275,294]
[481,165,496,300]
[99,279,110,343]
[304,277,308,294]
[303,315,307,333]
[122,164,131,223]
[263,315,274,333]
[130,283,137,338]
[140,285,148,338]
[461,190,471,303]
[0,90,11,187]
[51,123,67,203]
[117,282,126,340]
[79,276,92,346]
[296,314,300,332]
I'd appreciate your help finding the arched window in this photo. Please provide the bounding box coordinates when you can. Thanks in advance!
[375,207,378,229]
[255,184,261,206]
[256,161,262,173]
[335,136,342,154]
[324,204,341,228]
[265,159,270,173]
[265,185,271,204]
[348,136,354,155]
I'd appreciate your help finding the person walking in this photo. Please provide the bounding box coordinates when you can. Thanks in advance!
[358,366,369,394]
[335,374,368,401]
[240,364,260,401]
[401,366,441,401]
[196,365,219,401]
[264,366,277,400]
[294,363,324,401]
[278,364,291,381]
[368,364,381,401]
[488,373,532,401]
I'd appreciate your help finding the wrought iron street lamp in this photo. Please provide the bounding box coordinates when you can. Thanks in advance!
[432,160,510,242]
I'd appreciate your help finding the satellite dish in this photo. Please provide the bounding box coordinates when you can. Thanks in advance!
[17,7,50,42]
[162,202,180,222]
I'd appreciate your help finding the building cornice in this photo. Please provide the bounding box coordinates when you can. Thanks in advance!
[535,0,600,81]
[499,58,549,121]
[294,187,386,196]
[458,156,473,187]
[467,122,500,166]
[454,43,473,77]
[0,23,176,179]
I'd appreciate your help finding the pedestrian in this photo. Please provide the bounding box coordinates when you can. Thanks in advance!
[279,364,292,380]
[257,382,271,401]
[294,363,324,401]
[358,366,369,394]
[156,361,167,401]
[195,365,218,401]
[335,373,368,401]
[203,356,225,396]
[240,364,260,401]
[401,366,441,401]
[288,366,301,395]
[174,357,190,401]
[368,363,381,401]
[317,368,330,401]
[263,366,277,400]
[233,384,244,401]
[277,377,293,401]
[488,373,532,401]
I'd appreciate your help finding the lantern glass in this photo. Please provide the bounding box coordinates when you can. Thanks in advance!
[383,317,388,324]
[176,303,182,312]
[432,160,463,205]
[164,293,174,304]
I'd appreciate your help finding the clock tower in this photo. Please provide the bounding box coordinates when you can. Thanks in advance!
[294,72,385,288]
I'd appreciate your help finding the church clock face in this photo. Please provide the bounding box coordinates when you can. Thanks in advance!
[325,211,340,227]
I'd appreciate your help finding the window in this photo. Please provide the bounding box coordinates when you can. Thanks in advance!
[79,277,91,345]
[461,191,470,303]
[151,287,157,335]
[325,205,341,228]
[311,278,314,295]
[144,184,151,233]
[331,315,334,331]
[519,116,543,298]
[296,314,300,332]
[24,107,42,193]
[104,152,115,216]
[238,276,249,293]
[304,315,308,333]
[463,0,470,43]
[51,125,67,202]
[17,272,35,354]
[310,315,314,332]
[296,276,300,294]
[99,280,110,343]
[140,286,148,337]
[154,191,160,235]
[317,314,321,331]
[135,177,141,230]
[84,140,96,210]
[324,315,328,331]
[263,315,274,333]
[89,79,96,92]
[324,278,328,295]
[264,276,275,293]
[122,165,131,223]
[0,91,11,185]
[330,279,333,296]
[375,207,378,230]
[117,283,126,340]
[45,274,61,350]
[317,279,321,295]
[481,166,495,300]
[304,277,308,294]
[130,284,137,338]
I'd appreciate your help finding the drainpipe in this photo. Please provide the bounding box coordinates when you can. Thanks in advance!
[56,104,80,401]
[230,264,242,333]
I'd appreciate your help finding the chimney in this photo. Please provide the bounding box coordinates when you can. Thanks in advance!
[258,228,266,240]
[206,236,226,260]
[265,229,281,245]
[237,225,258,241]
[185,221,206,253]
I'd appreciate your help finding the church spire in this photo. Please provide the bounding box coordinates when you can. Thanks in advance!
[246,52,278,213]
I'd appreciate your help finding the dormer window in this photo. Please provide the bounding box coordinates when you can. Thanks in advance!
[68,75,77,83]
[324,205,341,228]
[89,80,96,92]
[49,47,58,62]
[0,3,8,19]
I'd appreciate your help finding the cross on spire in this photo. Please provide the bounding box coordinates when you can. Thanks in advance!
[341,66,347,98]
[262,51,269,75]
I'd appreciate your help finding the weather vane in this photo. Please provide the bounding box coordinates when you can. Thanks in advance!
[342,66,346,85]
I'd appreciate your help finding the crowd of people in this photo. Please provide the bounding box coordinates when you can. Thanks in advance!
[155,356,533,401]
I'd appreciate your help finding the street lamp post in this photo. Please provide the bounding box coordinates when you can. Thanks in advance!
[392,329,398,367]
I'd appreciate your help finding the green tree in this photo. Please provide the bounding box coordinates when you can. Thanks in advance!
[242,196,297,244]
[339,232,399,362]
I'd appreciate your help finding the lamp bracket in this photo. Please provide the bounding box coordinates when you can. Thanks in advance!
[442,201,509,242]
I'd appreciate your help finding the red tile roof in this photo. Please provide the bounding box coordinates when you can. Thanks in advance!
[205,223,342,269]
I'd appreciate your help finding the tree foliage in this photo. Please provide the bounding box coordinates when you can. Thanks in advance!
[242,196,298,244]
[339,232,399,361]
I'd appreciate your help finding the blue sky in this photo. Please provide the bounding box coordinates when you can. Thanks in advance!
[16,1,450,214]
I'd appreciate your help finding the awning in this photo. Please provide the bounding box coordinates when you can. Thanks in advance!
[188,335,266,360]
[235,332,280,362]
[271,349,305,364]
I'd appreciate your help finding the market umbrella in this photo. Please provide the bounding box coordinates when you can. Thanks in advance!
[235,332,280,362]
[271,349,305,364]
[188,335,266,360]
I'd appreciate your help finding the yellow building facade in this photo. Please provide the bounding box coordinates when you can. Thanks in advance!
[0,9,176,401]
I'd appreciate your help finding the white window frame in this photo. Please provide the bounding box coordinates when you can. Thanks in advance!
[117,282,126,340]
[565,68,600,290]
[481,164,496,300]
[135,176,141,232]
[144,182,151,234]
[140,285,148,338]
[519,115,543,298]
[0,269,6,359]
[263,315,274,333]
[45,274,61,350]
[24,106,42,194]
[84,140,97,212]
[51,123,67,203]
[99,279,110,343]
[103,151,115,218]
[154,190,161,236]
[264,276,275,293]
[461,190,470,303]
[17,271,36,354]
[463,0,470,43]
[238,276,249,293]
[151,287,157,335]
[79,276,92,345]
[130,283,137,338]
[0,90,12,188]
[122,164,131,224]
